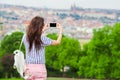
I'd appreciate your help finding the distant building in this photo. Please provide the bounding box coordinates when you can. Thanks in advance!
[71,3,83,11]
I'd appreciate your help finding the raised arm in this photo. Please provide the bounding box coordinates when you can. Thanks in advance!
[51,23,63,45]
[42,23,63,46]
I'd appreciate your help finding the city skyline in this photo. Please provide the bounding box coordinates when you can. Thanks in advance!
[0,0,120,10]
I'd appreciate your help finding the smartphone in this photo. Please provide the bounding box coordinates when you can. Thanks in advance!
[50,23,56,27]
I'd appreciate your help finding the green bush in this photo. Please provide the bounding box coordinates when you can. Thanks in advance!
[77,23,120,79]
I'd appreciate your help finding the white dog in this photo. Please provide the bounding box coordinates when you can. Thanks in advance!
[13,50,26,78]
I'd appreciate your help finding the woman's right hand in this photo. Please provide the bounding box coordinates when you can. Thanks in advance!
[57,23,63,33]
[51,23,63,46]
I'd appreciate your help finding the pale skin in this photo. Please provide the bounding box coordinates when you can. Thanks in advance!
[42,23,63,45]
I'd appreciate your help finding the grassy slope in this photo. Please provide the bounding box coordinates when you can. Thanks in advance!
[0,77,83,80]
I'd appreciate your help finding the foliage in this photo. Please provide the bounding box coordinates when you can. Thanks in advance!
[0,32,81,78]
[0,31,24,57]
[2,22,120,79]
[78,23,120,79]
[0,31,24,78]
[45,33,81,77]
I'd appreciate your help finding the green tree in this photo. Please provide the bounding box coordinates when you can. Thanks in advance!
[45,33,81,77]
[110,23,120,78]
[0,31,24,57]
[0,31,24,78]
[78,23,120,79]
[0,32,81,78]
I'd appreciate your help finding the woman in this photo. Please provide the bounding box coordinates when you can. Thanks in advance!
[23,16,63,80]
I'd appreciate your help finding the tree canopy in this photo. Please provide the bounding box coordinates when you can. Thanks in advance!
[0,32,24,57]
[1,23,120,79]
[45,33,81,77]
[0,32,81,78]
[0,31,24,78]
[78,23,120,79]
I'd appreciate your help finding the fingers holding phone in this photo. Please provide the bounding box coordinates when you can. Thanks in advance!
[56,23,63,32]
[49,23,61,28]
[42,23,50,32]
[43,22,63,33]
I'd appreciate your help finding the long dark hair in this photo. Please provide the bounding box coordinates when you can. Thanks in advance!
[27,16,44,52]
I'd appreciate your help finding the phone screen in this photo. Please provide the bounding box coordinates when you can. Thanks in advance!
[50,23,56,27]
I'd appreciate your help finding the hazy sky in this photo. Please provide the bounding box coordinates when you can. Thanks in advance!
[0,0,120,10]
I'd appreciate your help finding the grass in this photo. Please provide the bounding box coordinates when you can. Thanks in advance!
[48,77,81,80]
[0,77,86,80]
[0,78,21,80]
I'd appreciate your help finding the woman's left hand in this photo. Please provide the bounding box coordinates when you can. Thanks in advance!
[42,23,50,32]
